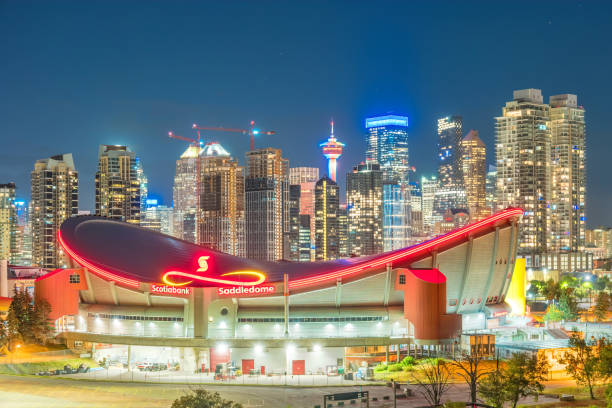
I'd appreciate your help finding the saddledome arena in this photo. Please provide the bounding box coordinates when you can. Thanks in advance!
[36,208,523,375]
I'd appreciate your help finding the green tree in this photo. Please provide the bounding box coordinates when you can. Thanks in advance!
[504,352,549,408]
[560,334,608,399]
[594,276,610,292]
[594,292,611,322]
[171,389,242,408]
[5,288,52,348]
[558,291,578,321]
[478,369,507,408]
[544,279,561,302]
[30,297,52,344]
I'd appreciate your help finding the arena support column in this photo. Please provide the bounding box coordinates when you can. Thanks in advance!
[193,287,209,338]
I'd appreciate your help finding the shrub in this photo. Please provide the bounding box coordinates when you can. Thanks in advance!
[373,363,388,372]
[399,356,415,367]
[388,363,402,372]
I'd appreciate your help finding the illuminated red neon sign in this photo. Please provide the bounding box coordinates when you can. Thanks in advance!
[162,256,268,288]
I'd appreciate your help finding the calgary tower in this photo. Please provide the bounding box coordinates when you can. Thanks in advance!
[319,120,345,182]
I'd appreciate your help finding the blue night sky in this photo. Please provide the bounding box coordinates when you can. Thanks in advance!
[1,1,611,227]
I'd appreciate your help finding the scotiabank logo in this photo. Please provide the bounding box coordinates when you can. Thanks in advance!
[151,284,193,296]
[218,285,275,296]
[162,256,267,288]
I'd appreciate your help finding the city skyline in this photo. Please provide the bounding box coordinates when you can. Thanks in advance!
[1,1,611,228]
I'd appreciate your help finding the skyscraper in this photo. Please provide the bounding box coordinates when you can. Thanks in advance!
[136,157,148,220]
[31,154,78,268]
[141,199,174,235]
[298,214,312,262]
[549,94,586,252]
[200,143,245,257]
[365,115,410,251]
[12,199,31,266]
[289,167,319,260]
[0,183,16,262]
[460,130,489,221]
[346,163,383,256]
[173,145,201,243]
[421,175,438,235]
[96,145,141,224]
[408,181,423,237]
[314,176,339,260]
[287,184,301,261]
[485,165,497,215]
[496,89,551,255]
[320,120,344,182]
[435,116,467,215]
[337,204,349,258]
[245,148,289,261]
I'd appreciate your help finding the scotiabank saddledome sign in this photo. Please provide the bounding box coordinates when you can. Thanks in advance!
[160,255,276,297]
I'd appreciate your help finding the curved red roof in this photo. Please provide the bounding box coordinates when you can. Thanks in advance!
[56,208,523,290]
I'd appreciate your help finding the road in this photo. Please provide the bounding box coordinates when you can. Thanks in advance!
[0,374,562,408]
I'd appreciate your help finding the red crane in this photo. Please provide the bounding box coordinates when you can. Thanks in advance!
[168,130,202,244]
[192,120,275,151]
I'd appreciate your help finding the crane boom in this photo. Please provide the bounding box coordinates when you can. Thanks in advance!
[192,121,275,151]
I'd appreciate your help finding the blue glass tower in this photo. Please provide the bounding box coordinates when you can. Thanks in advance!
[365,115,410,251]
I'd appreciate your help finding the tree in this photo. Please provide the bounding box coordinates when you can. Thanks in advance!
[504,352,549,408]
[450,351,491,405]
[560,334,608,399]
[30,297,52,344]
[544,279,561,302]
[171,389,242,408]
[5,288,53,348]
[410,359,452,407]
[594,292,611,322]
[478,368,507,408]
[594,276,610,292]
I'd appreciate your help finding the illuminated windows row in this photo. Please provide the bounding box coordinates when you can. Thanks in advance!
[238,316,387,323]
[88,313,183,322]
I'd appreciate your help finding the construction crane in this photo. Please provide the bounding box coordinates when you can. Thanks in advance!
[168,130,203,244]
[192,120,275,151]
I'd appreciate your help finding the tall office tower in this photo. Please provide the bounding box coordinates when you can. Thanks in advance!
[586,228,612,259]
[549,94,586,252]
[0,183,16,262]
[136,157,148,219]
[12,199,31,266]
[460,130,489,221]
[346,163,383,256]
[289,167,319,259]
[365,115,410,251]
[298,214,312,262]
[31,154,78,268]
[409,181,423,236]
[245,148,289,261]
[338,204,349,258]
[141,199,174,236]
[485,165,497,215]
[200,143,245,257]
[435,116,467,215]
[173,145,201,243]
[421,175,438,234]
[96,145,141,224]
[320,121,345,182]
[496,89,551,255]
[314,176,339,260]
[287,184,301,261]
